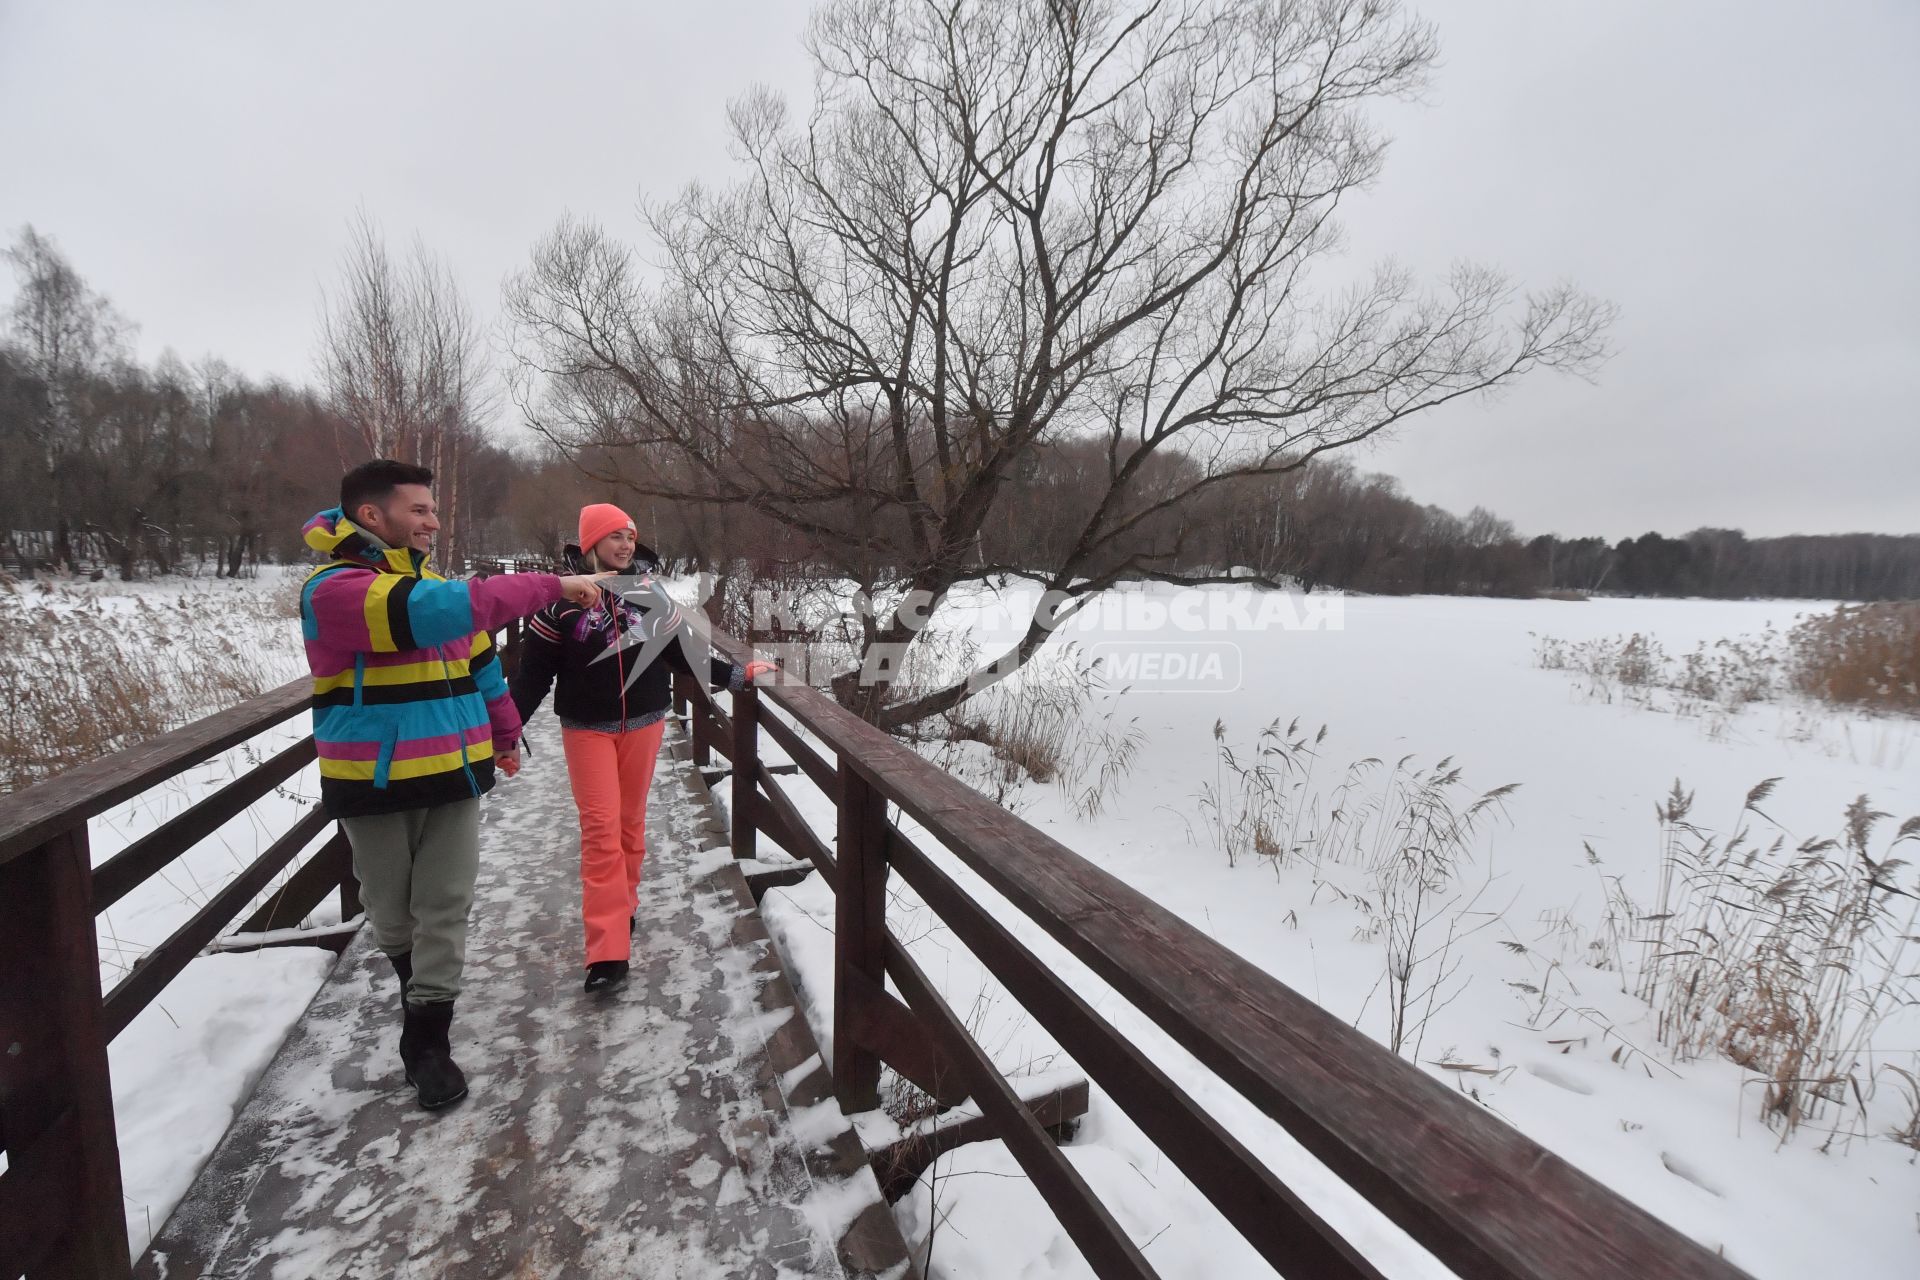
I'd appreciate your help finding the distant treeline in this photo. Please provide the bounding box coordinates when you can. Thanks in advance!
[980,451,1920,600]
[0,339,541,577]
[1527,528,1920,601]
[3,227,1912,600]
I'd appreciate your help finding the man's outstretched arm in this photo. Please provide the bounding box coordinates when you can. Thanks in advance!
[305,570,607,654]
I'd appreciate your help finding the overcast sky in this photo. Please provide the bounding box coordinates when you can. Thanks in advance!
[2,1,1914,542]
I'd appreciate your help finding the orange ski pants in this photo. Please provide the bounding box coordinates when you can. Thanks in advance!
[560,720,667,965]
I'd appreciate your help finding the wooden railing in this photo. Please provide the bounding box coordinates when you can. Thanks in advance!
[678,627,1755,1280]
[0,680,356,1280]
[0,611,1758,1280]
[468,555,559,576]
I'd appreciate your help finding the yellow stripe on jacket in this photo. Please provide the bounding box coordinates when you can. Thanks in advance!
[362,574,406,652]
[311,656,473,696]
[317,741,494,783]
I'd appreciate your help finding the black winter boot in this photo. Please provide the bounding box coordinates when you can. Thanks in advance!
[584,960,629,994]
[399,1000,468,1110]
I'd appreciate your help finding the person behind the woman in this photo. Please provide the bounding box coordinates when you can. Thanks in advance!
[510,503,773,992]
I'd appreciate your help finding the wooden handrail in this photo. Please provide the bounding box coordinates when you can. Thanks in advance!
[0,679,311,867]
[882,932,1159,1279]
[684,626,1752,1280]
[0,1108,81,1279]
[91,736,318,913]
[0,828,129,1278]
[879,822,1385,1279]
[101,806,333,1041]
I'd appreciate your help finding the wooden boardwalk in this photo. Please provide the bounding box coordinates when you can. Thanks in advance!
[133,713,909,1280]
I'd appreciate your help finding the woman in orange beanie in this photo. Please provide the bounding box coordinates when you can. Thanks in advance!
[511,504,773,992]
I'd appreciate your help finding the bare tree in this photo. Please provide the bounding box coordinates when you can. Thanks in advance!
[505,0,1614,725]
[4,225,132,567]
[317,212,493,569]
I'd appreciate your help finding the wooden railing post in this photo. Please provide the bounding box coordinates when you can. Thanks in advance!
[730,685,759,861]
[671,669,689,721]
[833,762,889,1111]
[0,828,132,1279]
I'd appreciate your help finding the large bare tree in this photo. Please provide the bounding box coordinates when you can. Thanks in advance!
[317,212,493,569]
[504,0,1614,726]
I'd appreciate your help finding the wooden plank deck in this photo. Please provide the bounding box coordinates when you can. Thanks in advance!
[135,712,910,1280]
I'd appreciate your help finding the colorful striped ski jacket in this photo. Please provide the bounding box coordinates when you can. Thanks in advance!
[299,509,563,818]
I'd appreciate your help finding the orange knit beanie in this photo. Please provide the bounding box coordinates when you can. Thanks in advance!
[577,503,635,554]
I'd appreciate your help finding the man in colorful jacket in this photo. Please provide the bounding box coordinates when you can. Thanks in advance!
[301,459,606,1109]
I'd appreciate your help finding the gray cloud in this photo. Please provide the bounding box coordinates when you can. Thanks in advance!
[2,0,1912,540]
[1340,0,1920,539]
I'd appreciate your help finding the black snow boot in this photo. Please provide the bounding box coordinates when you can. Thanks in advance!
[584,960,630,994]
[399,1000,468,1110]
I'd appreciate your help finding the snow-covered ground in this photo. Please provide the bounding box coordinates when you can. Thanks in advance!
[735,584,1920,1279]
[12,568,1916,1274]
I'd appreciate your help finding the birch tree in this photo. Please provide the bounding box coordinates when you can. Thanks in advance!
[318,213,493,569]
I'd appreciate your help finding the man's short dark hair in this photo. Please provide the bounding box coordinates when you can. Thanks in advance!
[341,459,434,522]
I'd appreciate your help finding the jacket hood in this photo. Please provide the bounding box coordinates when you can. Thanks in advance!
[303,508,426,575]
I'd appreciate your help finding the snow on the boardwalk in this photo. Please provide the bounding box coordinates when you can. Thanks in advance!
[138,710,880,1278]
[745,583,1920,1280]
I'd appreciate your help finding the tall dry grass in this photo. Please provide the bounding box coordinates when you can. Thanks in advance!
[1196,719,1517,880]
[1534,600,1920,724]
[932,643,1145,817]
[1532,629,1780,719]
[1788,601,1920,715]
[0,578,302,793]
[1195,716,1324,868]
[1197,718,1519,1054]
[1608,779,1920,1143]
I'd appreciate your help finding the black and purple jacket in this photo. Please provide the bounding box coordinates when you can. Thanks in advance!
[509,563,742,734]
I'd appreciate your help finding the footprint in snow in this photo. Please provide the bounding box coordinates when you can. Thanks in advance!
[1659,1150,1725,1198]
[1525,1060,1595,1096]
